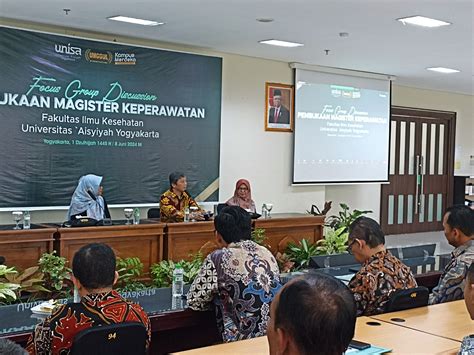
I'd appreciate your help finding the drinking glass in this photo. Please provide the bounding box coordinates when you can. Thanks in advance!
[124,208,134,225]
[264,203,273,218]
[12,211,23,230]
[190,206,198,222]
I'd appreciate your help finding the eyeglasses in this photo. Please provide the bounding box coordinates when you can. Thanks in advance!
[347,239,357,255]
[238,187,249,191]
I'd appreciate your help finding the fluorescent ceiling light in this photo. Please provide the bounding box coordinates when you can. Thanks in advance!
[397,16,451,28]
[108,16,164,26]
[426,67,460,74]
[259,39,304,48]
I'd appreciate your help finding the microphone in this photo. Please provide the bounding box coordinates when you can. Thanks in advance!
[87,189,106,220]
[87,189,97,201]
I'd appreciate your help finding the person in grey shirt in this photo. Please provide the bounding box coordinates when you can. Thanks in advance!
[429,205,474,304]
[460,263,474,354]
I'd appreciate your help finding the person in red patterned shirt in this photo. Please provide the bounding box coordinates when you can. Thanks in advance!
[26,243,150,355]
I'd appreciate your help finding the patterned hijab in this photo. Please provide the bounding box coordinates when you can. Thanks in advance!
[226,179,254,211]
[67,174,105,220]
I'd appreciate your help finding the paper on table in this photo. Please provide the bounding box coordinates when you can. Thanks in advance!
[335,274,355,284]
[345,345,391,354]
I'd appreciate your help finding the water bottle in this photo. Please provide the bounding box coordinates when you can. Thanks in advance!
[172,263,184,297]
[133,208,140,225]
[171,294,184,310]
[184,207,190,222]
[74,287,81,303]
[23,211,31,230]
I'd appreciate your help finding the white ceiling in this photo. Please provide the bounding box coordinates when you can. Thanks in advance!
[1,0,473,95]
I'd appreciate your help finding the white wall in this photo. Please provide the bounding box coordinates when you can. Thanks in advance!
[0,20,472,225]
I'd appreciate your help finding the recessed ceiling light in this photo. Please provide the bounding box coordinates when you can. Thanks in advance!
[426,67,460,74]
[256,18,274,23]
[259,39,303,48]
[108,16,164,26]
[397,16,451,28]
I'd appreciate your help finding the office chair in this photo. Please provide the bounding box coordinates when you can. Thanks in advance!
[147,208,160,219]
[384,286,429,313]
[216,203,227,214]
[70,322,148,355]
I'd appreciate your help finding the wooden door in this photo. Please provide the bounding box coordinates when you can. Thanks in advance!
[380,107,456,234]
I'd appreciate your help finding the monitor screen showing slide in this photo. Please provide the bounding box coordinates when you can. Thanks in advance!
[293,69,391,184]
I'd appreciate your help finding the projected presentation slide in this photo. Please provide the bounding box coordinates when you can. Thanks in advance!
[0,27,222,207]
[293,70,390,183]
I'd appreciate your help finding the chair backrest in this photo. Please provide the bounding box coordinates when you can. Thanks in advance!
[384,286,429,313]
[71,322,147,355]
[147,208,160,219]
[309,253,358,269]
[216,203,228,214]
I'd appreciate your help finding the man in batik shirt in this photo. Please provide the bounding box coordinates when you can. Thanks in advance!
[348,217,417,316]
[430,205,474,305]
[160,171,204,222]
[26,243,150,354]
[187,206,282,342]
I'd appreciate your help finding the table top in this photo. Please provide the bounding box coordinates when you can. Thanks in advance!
[371,300,474,342]
[174,316,461,355]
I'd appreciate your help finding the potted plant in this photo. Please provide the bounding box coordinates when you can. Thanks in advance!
[285,239,319,270]
[116,257,146,292]
[325,203,372,232]
[38,251,72,299]
[316,227,349,255]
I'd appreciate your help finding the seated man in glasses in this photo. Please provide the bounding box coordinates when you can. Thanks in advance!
[347,217,417,316]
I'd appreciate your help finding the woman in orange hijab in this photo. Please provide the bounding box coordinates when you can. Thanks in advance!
[225,179,256,213]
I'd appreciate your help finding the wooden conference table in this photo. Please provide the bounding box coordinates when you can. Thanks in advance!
[371,300,473,342]
[165,213,325,260]
[0,214,325,269]
[175,315,462,355]
[0,224,56,271]
[54,223,165,276]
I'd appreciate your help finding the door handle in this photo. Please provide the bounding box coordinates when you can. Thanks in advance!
[415,155,420,214]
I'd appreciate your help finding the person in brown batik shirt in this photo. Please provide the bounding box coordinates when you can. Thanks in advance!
[347,217,417,316]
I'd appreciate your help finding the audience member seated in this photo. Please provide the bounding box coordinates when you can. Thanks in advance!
[67,174,110,221]
[267,273,356,355]
[429,205,474,305]
[26,243,150,354]
[0,338,27,355]
[225,179,256,213]
[461,263,474,354]
[347,217,417,316]
[160,171,204,222]
[187,206,281,342]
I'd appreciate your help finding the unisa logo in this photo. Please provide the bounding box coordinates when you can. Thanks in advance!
[54,43,82,57]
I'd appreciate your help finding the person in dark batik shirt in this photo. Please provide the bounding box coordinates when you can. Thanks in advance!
[26,243,150,355]
[347,217,417,316]
[187,206,281,342]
